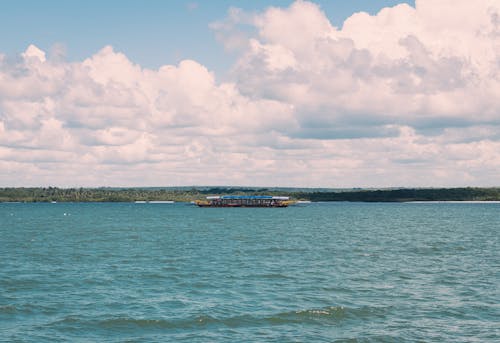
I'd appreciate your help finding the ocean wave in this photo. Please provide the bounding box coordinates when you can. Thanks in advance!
[250,246,308,254]
[252,273,295,280]
[268,305,389,323]
[47,305,389,332]
[0,305,17,314]
[1,277,42,291]
[0,303,60,315]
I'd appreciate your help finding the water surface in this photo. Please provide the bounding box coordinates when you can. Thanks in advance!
[1,202,498,342]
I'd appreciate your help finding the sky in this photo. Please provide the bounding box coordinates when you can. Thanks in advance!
[1,0,499,188]
[0,0,414,73]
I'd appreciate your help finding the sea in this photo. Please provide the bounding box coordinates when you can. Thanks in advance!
[1,202,498,342]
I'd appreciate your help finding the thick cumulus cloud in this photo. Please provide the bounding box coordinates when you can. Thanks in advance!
[1,0,500,187]
[231,0,500,134]
[0,44,295,186]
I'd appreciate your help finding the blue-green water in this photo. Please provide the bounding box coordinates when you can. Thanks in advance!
[1,202,498,342]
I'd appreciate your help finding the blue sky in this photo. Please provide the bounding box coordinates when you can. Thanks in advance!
[0,0,414,72]
[1,0,499,188]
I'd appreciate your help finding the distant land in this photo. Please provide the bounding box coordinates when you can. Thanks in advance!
[1,187,500,203]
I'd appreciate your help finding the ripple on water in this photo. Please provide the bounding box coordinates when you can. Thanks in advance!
[44,304,389,336]
[0,302,62,317]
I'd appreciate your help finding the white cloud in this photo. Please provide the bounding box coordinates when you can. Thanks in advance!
[233,0,500,128]
[22,44,46,62]
[1,0,500,187]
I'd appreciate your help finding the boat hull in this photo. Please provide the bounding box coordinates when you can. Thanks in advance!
[196,203,289,208]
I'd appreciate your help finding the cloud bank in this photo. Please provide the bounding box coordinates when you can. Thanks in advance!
[1,0,499,187]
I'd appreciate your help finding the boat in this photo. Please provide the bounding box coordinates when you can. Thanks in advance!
[195,195,294,207]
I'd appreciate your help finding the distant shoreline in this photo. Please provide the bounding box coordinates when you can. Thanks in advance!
[1,187,500,203]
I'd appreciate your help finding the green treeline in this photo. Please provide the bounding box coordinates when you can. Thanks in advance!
[1,187,500,202]
[0,187,200,203]
[295,188,500,202]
